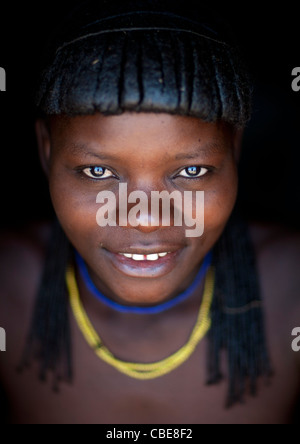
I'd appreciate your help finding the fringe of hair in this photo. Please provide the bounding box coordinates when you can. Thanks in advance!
[36,6,252,127]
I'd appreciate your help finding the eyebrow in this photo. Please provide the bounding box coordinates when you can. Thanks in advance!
[68,140,226,161]
[68,142,117,160]
[175,141,226,160]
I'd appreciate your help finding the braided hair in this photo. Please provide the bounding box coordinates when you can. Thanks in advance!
[21,0,272,406]
[36,0,252,126]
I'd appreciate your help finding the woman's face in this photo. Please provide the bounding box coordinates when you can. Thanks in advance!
[38,112,240,305]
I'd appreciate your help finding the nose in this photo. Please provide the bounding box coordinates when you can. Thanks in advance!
[116,182,182,234]
[130,200,161,234]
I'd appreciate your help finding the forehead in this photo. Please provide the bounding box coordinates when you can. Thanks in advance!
[49,112,234,157]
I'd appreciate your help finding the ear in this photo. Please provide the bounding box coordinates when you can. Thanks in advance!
[36,119,51,177]
[232,127,244,163]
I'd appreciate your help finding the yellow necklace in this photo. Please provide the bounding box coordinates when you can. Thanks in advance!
[67,265,215,380]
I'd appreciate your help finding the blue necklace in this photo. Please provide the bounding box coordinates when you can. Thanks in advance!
[75,250,212,315]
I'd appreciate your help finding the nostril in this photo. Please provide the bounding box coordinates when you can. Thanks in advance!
[133,211,160,228]
[133,222,163,234]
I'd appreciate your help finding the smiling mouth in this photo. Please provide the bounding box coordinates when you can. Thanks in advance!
[104,246,185,278]
[118,252,170,261]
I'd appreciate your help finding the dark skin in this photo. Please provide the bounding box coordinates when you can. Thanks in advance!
[0,112,300,424]
[40,113,238,306]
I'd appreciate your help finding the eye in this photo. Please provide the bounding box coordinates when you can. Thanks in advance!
[177,166,209,179]
[82,166,116,180]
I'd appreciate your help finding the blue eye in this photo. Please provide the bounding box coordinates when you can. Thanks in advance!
[82,166,115,179]
[178,166,208,178]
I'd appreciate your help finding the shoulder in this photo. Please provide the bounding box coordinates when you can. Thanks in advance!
[0,222,51,317]
[249,220,300,360]
[249,220,300,299]
[0,223,52,406]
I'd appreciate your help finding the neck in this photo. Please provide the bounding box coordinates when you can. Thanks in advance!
[73,262,209,364]
[75,250,212,315]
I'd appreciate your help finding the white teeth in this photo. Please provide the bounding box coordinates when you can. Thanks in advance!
[158,252,168,257]
[132,254,145,261]
[120,252,169,261]
[147,254,159,261]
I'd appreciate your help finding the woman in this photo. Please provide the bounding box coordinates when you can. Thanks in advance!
[0,0,299,424]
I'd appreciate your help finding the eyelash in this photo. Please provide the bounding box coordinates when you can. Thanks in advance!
[77,165,213,181]
[76,166,119,182]
[175,166,211,180]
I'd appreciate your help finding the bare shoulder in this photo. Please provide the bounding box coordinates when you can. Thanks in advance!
[0,223,52,416]
[249,220,300,296]
[0,222,51,320]
[249,220,300,360]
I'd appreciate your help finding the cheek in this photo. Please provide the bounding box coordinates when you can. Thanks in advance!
[204,166,238,234]
[48,171,100,244]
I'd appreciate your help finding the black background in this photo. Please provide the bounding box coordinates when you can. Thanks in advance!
[0,1,300,230]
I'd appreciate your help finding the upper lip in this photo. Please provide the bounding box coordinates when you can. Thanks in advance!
[105,245,185,255]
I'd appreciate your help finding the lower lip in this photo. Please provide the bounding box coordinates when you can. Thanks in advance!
[106,250,184,278]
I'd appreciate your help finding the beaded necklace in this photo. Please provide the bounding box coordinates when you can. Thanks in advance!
[67,265,215,380]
